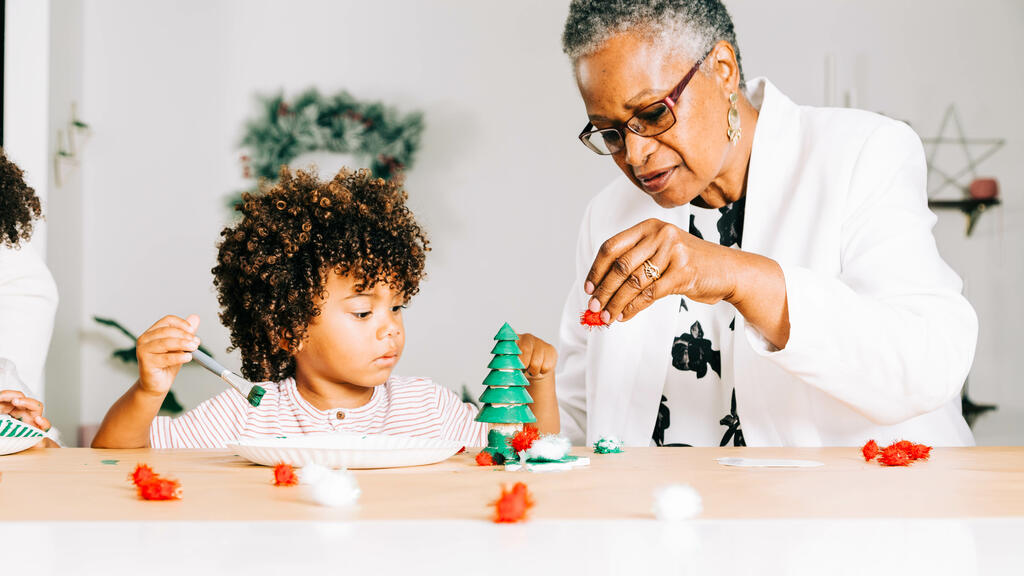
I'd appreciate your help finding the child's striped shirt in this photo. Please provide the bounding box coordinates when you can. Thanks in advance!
[149,376,489,448]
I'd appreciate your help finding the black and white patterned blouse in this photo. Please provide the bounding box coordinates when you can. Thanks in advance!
[653,197,747,447]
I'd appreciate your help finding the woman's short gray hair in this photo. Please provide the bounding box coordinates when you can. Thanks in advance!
[562,0,744,87]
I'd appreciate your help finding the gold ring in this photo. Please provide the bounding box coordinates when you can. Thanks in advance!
[642,260,661,281]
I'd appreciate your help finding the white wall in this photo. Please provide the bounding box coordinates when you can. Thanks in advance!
[41,0,1023,443]
[44,0,86,443]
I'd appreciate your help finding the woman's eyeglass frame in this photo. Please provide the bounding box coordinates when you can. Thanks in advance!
[578,53,707,156]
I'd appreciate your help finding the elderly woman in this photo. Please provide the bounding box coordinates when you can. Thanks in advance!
[554,0,977,448]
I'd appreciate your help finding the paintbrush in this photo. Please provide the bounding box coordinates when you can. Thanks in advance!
[190,348,265,407]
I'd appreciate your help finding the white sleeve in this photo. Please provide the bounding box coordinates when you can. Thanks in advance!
[747,121,978,424]
[555,201,597,446]
[0,247,58,399]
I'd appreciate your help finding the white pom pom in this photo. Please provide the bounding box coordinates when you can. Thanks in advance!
[526,434,571,461]
[298,463,330,486]
[299,464,360,508]
[652,484,702,521]
[308,468,361,508]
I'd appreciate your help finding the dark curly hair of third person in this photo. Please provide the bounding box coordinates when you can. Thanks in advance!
[0,149,43,248]
[213,167,429,382]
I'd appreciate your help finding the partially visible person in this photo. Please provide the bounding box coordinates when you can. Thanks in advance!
[0,149,58,429]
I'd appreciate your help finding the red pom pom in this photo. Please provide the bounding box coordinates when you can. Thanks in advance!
[510,425,540,453]
[138,477,181,500]
[130,463,156,486]
[864,439,933,466]
[878,444,911,467]
[580,309,607,328]
[861,439,879,461]
[130,463,181,500]
[273,463,298,486]
[886,440,933,462]
[475,451,495,466]
[892,440,915,454]
[493,482,534,523]
[908,443,932,460]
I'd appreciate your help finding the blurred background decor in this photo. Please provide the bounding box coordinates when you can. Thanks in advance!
[924,104,1005,236]
[234,88,424,207]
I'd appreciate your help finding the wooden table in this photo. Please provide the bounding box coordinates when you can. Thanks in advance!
[2,446,1023,575]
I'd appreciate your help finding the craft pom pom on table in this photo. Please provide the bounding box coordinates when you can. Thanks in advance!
[3,446,1023,523]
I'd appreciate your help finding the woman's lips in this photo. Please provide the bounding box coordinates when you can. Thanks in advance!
[637,167,676,194]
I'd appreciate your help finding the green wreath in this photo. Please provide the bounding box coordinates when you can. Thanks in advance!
[234,88,424,204]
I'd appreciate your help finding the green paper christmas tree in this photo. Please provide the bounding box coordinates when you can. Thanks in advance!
[476,323,535,462]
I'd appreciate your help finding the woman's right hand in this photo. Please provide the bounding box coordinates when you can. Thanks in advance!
[136,314,201,396]
[584,218,739,324]
[584,218,790,348]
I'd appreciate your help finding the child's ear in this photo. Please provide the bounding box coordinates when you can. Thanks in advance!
[279,332,302,353]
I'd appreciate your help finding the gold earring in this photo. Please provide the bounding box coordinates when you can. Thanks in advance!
[727,92,741,144]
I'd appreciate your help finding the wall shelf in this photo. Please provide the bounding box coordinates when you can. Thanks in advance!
[928,197,1000,236]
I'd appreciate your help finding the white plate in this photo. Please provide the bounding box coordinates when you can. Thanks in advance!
[225,433,465,469]
[0,415,46,455]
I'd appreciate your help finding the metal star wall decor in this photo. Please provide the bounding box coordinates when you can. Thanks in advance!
[923,105,1005,235]
[920,106,1001,425]
[923,104,1004,199]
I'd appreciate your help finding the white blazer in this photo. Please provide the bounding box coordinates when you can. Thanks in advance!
[555,78,977,447]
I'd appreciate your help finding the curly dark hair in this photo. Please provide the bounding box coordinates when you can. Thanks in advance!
[0,149,43,248]
[213,167,429,382]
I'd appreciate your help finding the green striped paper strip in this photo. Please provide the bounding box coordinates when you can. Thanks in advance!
[0,417,45,438]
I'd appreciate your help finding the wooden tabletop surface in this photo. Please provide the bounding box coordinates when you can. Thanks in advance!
[1,446,1022,522]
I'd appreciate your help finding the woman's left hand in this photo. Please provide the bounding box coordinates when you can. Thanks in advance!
[584,218,739,324]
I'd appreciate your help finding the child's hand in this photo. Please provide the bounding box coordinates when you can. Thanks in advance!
[516,333,560,434]
[0,390,50,430]
[136,314,200,396]
[517,333,558,383]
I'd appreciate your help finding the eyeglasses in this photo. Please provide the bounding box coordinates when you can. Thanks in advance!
[578,54,706,156]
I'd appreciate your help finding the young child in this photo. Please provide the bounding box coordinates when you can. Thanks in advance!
[92,168,559,448]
